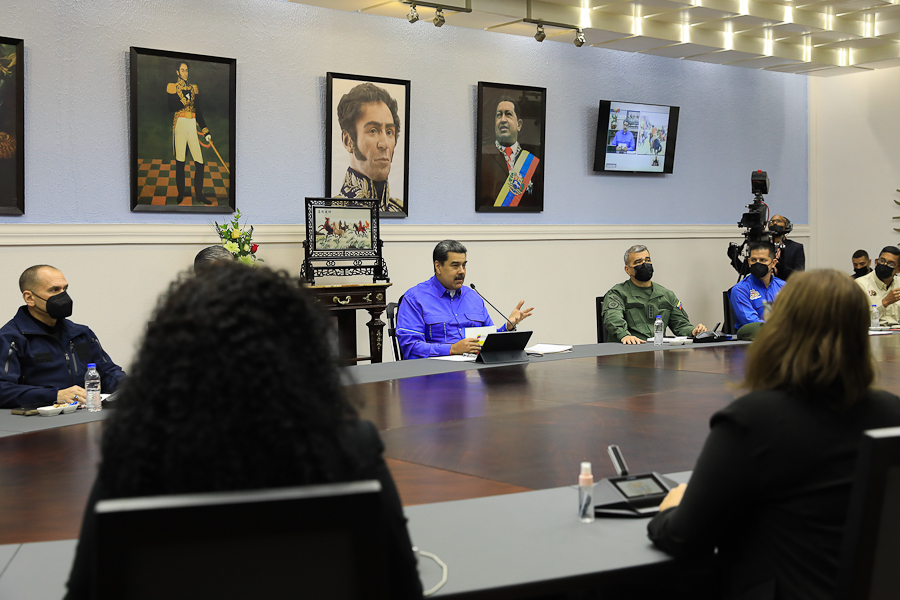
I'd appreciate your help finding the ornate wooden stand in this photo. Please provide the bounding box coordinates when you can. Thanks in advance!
[307,283,392,364]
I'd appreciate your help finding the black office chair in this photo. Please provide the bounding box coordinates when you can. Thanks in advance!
[722,289,736,335]
[596,296,611,343]
[95,481,392,600]
[386,295,405,361]
[835,426,900,600]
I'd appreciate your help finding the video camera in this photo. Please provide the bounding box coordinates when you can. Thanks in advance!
[727,170,771,276]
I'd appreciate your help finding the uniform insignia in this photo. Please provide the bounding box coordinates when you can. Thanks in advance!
[869,290,877,297]
[608,299,621,310]
[676,300,684,311]
[749,290,761,300]
[336,168,402,213]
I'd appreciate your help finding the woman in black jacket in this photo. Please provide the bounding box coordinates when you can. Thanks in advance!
[65,262,422,599]
[648,269,900,600]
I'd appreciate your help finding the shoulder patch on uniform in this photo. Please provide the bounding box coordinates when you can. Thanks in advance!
[749,289,761,300]
[607,298,621,310]
[676,299,683,311]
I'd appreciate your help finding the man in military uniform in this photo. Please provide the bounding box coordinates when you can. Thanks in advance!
[167,61,213,205]
[335,82,403,214]
[602,245,707,345]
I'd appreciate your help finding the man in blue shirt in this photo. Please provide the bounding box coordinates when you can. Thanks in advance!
[610,121,635,152]
[396,240,534,359]
[730,241,785,329]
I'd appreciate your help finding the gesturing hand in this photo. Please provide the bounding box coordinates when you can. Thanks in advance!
[506,300,534,330]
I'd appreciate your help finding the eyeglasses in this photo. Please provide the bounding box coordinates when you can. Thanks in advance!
[878,258,898,269]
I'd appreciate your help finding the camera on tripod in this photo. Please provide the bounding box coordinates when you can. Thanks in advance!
[728,170,771,275]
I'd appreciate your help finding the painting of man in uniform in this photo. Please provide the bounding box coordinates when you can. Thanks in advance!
[0,37,23,215]
[326,73,410,218]
[475,82,546,213]
[314,207,373,251]
[130,48,235,213]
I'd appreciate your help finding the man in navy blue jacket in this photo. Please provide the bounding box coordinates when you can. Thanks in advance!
[0,265,125,408]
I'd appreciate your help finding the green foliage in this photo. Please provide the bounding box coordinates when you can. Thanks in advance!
[214,209,263,263]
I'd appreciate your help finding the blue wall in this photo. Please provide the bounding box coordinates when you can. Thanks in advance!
[2,0,807,225]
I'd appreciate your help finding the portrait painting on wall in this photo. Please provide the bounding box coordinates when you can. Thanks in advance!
[326,73,410,218]
[130,47,236,213]
[475,82,546,213]
[0,37,24,215]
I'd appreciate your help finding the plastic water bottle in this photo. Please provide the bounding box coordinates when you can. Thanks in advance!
[871,305,880,328]
[578,462,594,523]
[85,363,102,413]
[654,315,664,346]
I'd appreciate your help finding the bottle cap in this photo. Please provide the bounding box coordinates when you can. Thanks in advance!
[87,363,96,368]
[580,462,592,476]
[656,315,662,319]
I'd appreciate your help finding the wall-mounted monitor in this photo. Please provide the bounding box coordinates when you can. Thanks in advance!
[593,100,680,174]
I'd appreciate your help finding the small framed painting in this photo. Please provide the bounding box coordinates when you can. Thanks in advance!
[301,197,388,284]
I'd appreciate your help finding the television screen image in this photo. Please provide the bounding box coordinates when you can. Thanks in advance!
[593,100,680,174]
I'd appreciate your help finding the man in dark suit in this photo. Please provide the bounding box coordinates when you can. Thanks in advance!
[769,215,805,280]
[478,97,543,211]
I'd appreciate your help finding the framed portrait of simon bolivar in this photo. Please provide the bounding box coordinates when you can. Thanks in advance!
[129,47,236,213]
[325,73,410,219]
[475,82,546,213]
[0,37,24,216]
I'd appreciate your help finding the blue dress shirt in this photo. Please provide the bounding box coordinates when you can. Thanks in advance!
[730,274,785,329]
[611,129,635,151]
[397,276,505,359]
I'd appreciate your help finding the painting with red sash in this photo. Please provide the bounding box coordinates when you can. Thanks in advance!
[475,82,546,213]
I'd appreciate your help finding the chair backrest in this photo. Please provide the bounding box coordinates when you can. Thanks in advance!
[386,294,405,361]
[95,481,391,600]
[835,426,900,600]
[596,296,610,343]
[722,288,736,335]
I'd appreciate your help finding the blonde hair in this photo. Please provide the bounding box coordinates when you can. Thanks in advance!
[743,269,874,407]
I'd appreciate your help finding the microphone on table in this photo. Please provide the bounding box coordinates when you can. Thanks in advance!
[469,284,512,330]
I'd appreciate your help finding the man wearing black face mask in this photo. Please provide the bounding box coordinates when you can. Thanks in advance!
[768,215,805,281]
[0,265,125,408]
[856,246,900,327]
[851,249,873,279]
[730,241,786,330]
[602,245,707,345]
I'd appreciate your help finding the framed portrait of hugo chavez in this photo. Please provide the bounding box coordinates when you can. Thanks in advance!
[475,82,546,213]
[0,37,24,215]
[129,47,236,213]
[325,72,410,219]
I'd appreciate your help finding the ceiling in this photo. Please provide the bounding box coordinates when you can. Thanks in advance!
[292,0,900,75]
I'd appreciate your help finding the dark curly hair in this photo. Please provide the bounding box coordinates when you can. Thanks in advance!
[98,263,359,498]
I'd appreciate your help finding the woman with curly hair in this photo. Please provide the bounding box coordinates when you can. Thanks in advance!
[647,269,900,600]
[64,262,422,599]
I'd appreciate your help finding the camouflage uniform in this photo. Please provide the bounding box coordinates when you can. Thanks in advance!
[602,279,695,342]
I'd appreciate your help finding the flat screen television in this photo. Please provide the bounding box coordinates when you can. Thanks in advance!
[593,100,680,174]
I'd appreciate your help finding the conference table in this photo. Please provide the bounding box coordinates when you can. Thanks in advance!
[2,336,900,598]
